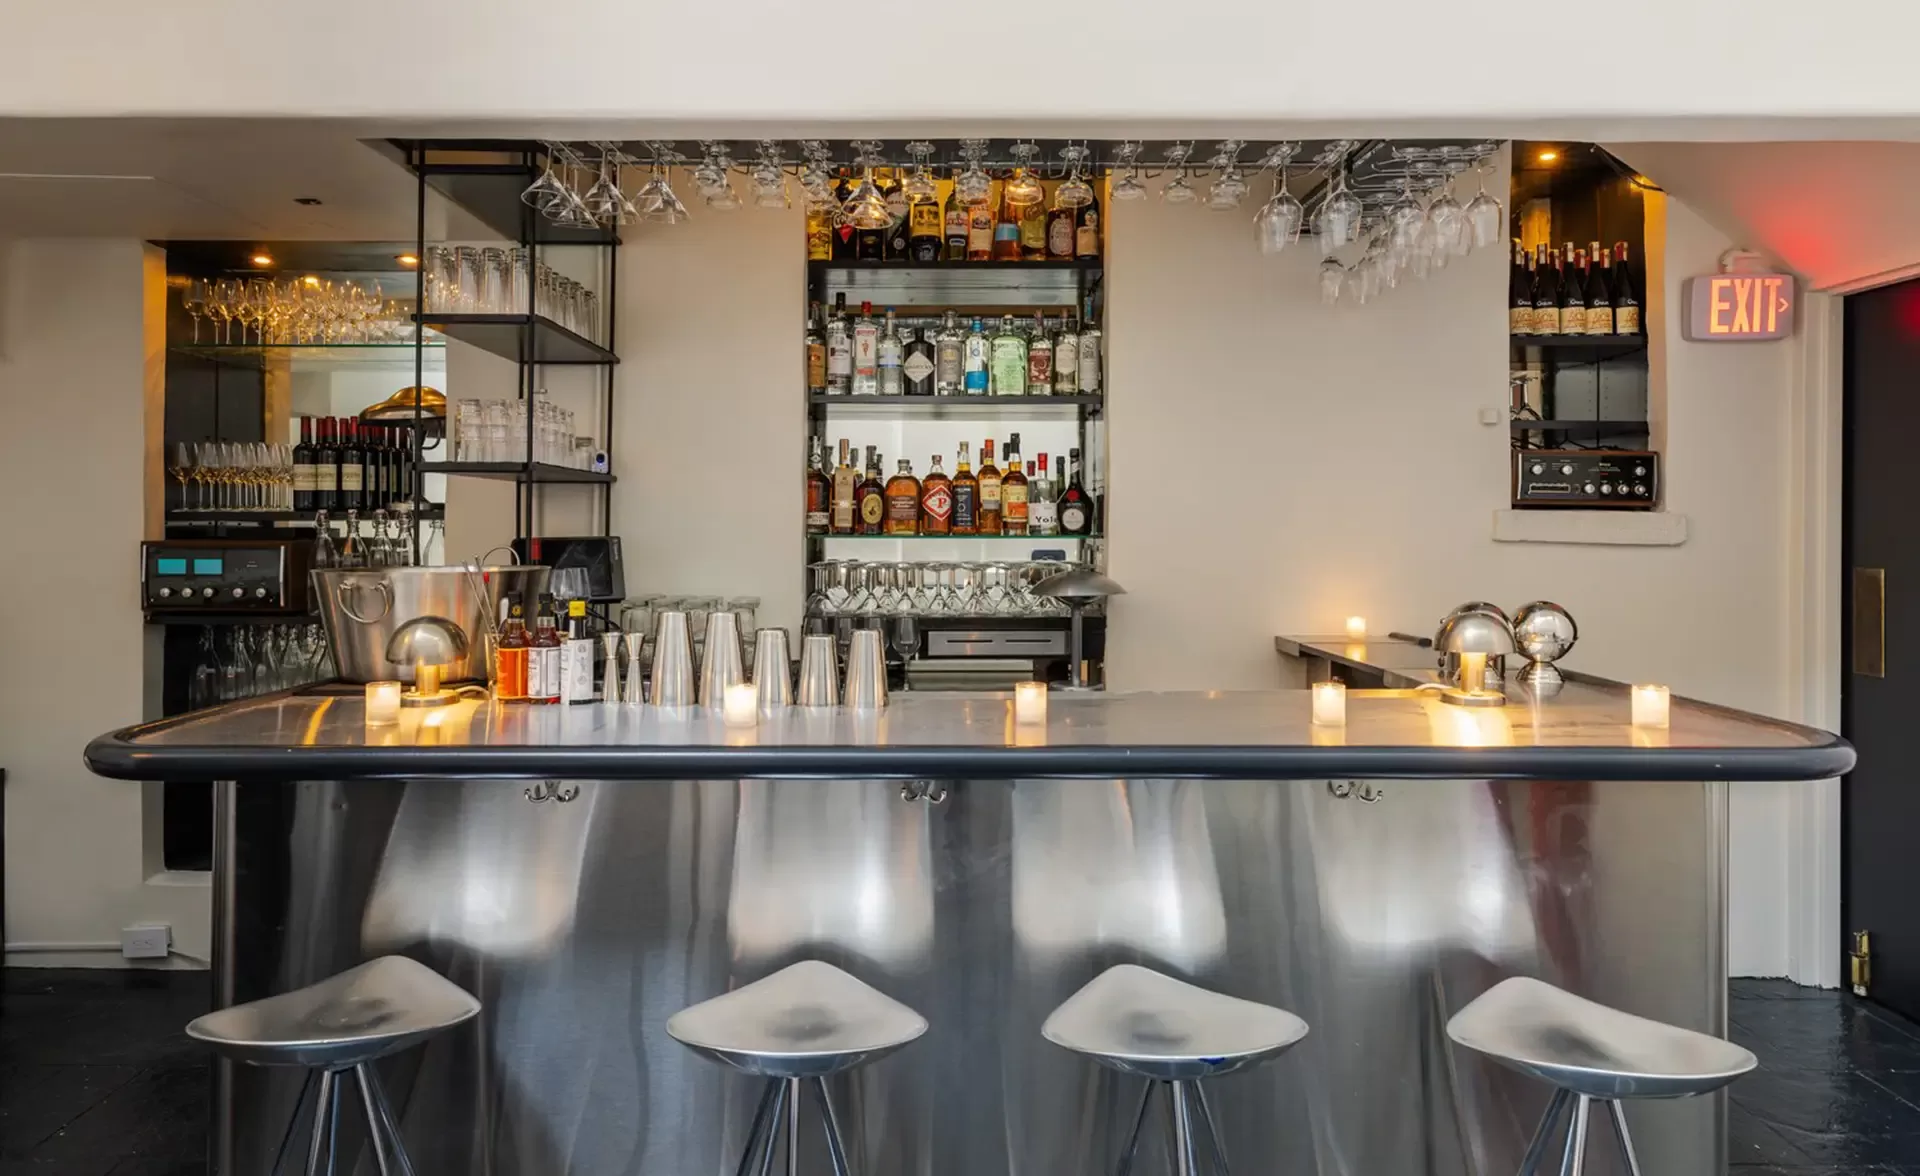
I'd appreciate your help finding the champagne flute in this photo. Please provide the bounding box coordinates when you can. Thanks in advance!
[169,442,195,512]
[181,279,210,343]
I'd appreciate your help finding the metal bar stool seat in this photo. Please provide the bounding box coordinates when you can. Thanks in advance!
[668,961,927,1176]
[1447,976,1758,1175]
[1043,964,1309,1176]
[188,956,481,1176]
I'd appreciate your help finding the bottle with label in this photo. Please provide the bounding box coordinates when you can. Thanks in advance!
[805,436,830,535]
[920,455,952,534]
[934,311,964,396]
[944,178,970,259]
[977,439,1003,535]
[831,438,857,534]
[528,594,562,705]
[1077,319,1103,395]
[1028,454,1058,535]
[1053,314,1081,394]
[966,197,994,262]
[851,301,880,395]
[1047,201,1076,259]
[805,304,827,394]
[1509,241,1533,334]
[825,294,852,394]
[1018,181,1048,259]
[882,171,912,261]
[951,442,979,534]
[560,598,595,704]
[903,327,936,396]
[494,597,530,702]
[857,447,886,535]
[1612,242,1640,334]
[292,416,317,512]
[831,171,858,260]
[993,186,1022,261]
[1075,197,1101,260]
[1585,240,1613,335]
[856,181,886,262]
[1560,247,1586,335]
[1001,434,1029,535]
[1026,313,1053,395]
[877,309,905,396]
[990,315,1028,396]
[313,417,338,512]
[1059,449,1093,535]
[806,200,833,261]
[338,418,364,511]
[963,317,990,395]
[884,459,921,535]
[909,190,944,262]
[1532,244,1560,335]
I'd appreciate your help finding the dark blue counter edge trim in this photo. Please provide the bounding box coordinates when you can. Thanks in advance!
[83,733,1856,783]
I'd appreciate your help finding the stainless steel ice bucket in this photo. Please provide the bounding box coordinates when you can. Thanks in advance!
[313,565,550,684]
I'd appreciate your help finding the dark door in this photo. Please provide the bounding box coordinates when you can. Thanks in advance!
[1845,280,1920,1019]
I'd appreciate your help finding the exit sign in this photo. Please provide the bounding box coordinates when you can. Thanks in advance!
[1684,273,1795,341]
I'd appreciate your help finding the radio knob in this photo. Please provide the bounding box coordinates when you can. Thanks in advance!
[1600,483,1614,495]
[157,587,172,599]
[255,587,269,599]
[200,587,215,599]
[1634,483,1648,496]
[231,587,246,599]
[1529,462,1545,475]
[1583,482,1597,494]
[1560,463,1576,476]
[1633,464,1648,477]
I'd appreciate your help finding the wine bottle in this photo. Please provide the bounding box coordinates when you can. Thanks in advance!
[1532,245,1560,335]
[337,418,364,512]
[1508,241,1532,335]
[292,416,317,512]
[1584,240,1612,335]
[1561,247,1586,335]
[1612,242,1640,335]
[315,417,340,513]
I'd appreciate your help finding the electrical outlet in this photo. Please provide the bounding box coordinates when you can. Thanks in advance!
[120,924,171,960]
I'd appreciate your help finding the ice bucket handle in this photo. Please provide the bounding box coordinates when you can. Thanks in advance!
[337,577,394,625]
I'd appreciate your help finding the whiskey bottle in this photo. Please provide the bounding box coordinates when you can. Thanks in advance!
[993,185,1022,261]
[805,436,830,535]
[806,201,833,261]
[1053,313,1080,394]
[989,315,1027,396]
[944,176,969,260]
[882,171,912,262]
[1028,453,1058,536]
[1001,434,1029,535]
[1026,313,1053,395]
[805,304,827,394]
[851,301,880,395]
[903,327,936,396]
[1074,195,1101,260]
[857,446,886,535]
[909,189,944,263]
[933,310,964,396]
[920,454,952,534]
[1077,318,1102,395]
[963,317,990,396]
[977,439,1003,535]
[884,459,921,535]
[1612,242,1640,334]
[1046,201,1076,259]
[951,441,979,534]
[825,293,852,394]
[1059,448,1092,536]
[831,438,857,534]
[966,197,994,262]
[877,309,905,396]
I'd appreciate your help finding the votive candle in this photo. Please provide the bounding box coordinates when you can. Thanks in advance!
[1311,681,1347,726]
[723,681,759,728]
[1344,615,1368,640]
[1631,684,1671,729]
[1014,681,1049,724]
[366,681,402,726]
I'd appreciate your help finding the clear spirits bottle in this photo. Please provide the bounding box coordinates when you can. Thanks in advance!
[989,314,1027,396]
[934,310,964,397]
[1053,313,1080,394]
[877,309,904,396]
[851,300,880,395]
[1026,313,1053,396]
[962,317,990,396]
[825,294,852,394]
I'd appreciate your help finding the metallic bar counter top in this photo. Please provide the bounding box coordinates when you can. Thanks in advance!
[85,682,1849,782]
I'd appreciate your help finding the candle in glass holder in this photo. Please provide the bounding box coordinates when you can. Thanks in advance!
[1014,681,1049,724]
[1631,684,1671,729]
[723,682,759,728]
[1344,616,1368,640]
[1311,681,1347,726]
[365,681,402,726]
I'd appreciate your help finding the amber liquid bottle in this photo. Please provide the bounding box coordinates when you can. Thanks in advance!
[951,442,979,535]
[856,447,886,535]
[1001,435,1028,535]
[831,438,857,534]
[805,437,830,536]
[884,459,921,535]
[919,455,952,534]
[993,185,1022,261]
[494,598,530,702]
[976,439,1003,535]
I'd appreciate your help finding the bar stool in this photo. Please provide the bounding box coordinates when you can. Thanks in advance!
[668,960,927,1176]
[187,956,481,1176]
[1446,976,1758,1176]
[1042,964,1309,1176]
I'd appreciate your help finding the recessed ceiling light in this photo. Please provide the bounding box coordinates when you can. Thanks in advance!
[250,253,274,267]
[395,254,419,266]
[1537,150,1559,164]
[294,197,323,206]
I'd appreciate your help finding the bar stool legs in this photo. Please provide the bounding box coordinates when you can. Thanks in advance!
[730,1077,858,1176]
[1116,1079,1231,1176]
[1512,1088,1650,1176]
[271,1063,418,1176]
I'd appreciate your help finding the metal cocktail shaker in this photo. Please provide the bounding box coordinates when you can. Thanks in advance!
[650,611,694,709]
[753,628,793,711]
[796,634,838,708]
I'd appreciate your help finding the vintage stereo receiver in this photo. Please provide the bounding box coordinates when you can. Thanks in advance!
[141,539,314,614]
[1512,450,1659,509]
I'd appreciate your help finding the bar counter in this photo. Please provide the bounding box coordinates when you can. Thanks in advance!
[85,681,1850,1176]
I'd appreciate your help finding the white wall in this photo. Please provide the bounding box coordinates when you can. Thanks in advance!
[0,239,207,967]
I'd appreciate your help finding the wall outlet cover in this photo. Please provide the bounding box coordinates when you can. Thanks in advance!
[120,924,172,959]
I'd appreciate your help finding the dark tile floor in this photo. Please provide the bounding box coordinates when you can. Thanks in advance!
[3,969,1920,1174]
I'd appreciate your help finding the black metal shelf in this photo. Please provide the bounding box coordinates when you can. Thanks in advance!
[808,531,1097,542]
[436,462,616,484]
[165,506,445,524]
[810,393,1102,418]
[418,164,618,246]
[810,259,1101,274]
[1510,419,1650,432]
[1510,334,1647,359]
[415,314,617,365]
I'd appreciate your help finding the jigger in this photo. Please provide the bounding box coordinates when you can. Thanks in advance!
[845,629,888,711]
[600,631,623,703]
[753,628,793,711]
[622,632,646,705]
[699,612,745,707]
[797,634,838,708]
[650,611,695,710]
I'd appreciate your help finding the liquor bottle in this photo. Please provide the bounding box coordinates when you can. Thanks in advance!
[933,310,964,396]
[1509,241,1533,335]
[1077,317,1102,395]
[366,426,387,507]
[1018,181,1048,259]
[315,417,339,512]
[560,597,594,704]
[831,171,858,261]
[882,171,912,262]
[951,441,979,534]
[528,593,562,705]
[1028,454,1058,536]
[1001,434,1029,535]
[855,191,886,262]
[884,459,921,535]
[857,446,886,535]
[903,327,936,396]
[909,188,944,263]
[944,177,970,259]
[977,439,1003,535]
[1612,243,1640,334]
[1561,247,1586,335]
[1583,241,1611,335]
[494,597,530,702]
[805,436,830,535]
[825,294,852,394]
[806,200,833,261]
[831,438,857,534]
[1026,313,1053,395]
[338,418,365,511]
[339,508,367,568]
[920,454,952,534]
[805,304,827,394]
[966,197,994,262]
[1533,244,1560,335]
[877,309,904,396]
[1047,200,1076,259]
[989,315,1027,396]
[1075,194,1101,260]
[1059,449,1093,536]
[962,317,990,396]
[851,301,880,395]
[1053,313,1081,394]
[293,416,317,512]
[993,185,1022,261]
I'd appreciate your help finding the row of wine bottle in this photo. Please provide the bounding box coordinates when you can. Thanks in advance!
[1509,240,1641,337]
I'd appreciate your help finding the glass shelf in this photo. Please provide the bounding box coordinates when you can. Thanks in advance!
[170,339,445,370]
[435,462,615,484]
[810,393,1101,418]
[811,532,1096,541]
[414,314,616,365]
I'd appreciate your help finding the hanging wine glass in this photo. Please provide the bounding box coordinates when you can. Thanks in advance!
[520,143,571,212]
[797,141,835,207]
[1464,147,1505,250]
[1111,141,1148,201]
[1003,142,1045,211]
[954,139,992,206]
[1318,257,1346,305]
[692,141,729,197]
[840,166,892,230]
[1054,144,1094,209]
[1160,142,1195,203]
[1204,140,1248,210]
[750,140,790,209]
[1253,145,1304,254]
[902,141,940,202]
[634,156,688,224]
[582,144,628,225]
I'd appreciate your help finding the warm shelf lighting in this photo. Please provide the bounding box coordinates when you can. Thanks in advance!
[1536,150,1559,164]
[250,253,274,267]
[396,253,419,266]
[302,275,322,287]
